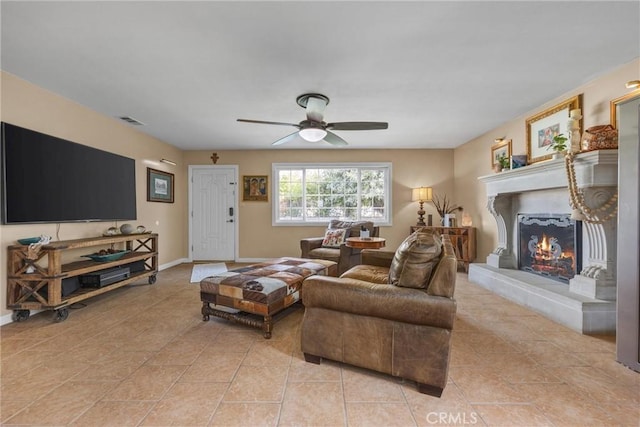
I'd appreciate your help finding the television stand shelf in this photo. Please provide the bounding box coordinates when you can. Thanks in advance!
[7,233,158,322]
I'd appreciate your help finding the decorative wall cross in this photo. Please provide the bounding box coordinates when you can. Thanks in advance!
[210,152,219,164]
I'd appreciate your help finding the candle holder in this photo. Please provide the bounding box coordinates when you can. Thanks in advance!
[416,200,427,226]
[568,108,582,153]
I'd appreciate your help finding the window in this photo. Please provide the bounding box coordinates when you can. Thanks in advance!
[272,162,392,225]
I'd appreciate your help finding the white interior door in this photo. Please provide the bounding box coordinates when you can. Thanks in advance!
[190,166,237,261]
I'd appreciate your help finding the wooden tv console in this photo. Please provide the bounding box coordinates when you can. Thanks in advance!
[6,233,158,322]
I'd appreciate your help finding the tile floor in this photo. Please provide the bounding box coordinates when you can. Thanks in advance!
[1,263,638,426]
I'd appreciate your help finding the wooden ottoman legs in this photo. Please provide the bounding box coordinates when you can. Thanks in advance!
[262,315,273,339]
[201,302,211,321]
[202,301,274,339]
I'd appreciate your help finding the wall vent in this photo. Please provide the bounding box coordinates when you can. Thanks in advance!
[119,116,145,126]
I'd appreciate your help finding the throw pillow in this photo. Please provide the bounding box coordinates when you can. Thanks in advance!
[321,228,349,248]
[388,229,442,289]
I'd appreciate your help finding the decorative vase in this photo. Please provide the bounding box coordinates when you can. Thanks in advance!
[552,150,566,160]
[444,214,456,227]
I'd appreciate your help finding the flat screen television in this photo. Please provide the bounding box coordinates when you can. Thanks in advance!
[1,122,137,224]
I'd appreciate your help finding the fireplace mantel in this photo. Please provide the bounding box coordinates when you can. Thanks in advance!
[479,149,618,196]
[470,150,618,334]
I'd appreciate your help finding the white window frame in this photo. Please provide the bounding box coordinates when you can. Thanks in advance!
[272,162,392,226]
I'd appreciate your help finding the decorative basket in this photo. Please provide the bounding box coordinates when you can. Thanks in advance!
[581,125,618,152]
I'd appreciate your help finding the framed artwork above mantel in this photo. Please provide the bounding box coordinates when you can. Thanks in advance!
[490,138,512,170]
[526,95,582,164]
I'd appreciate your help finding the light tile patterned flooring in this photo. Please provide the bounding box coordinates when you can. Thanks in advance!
[1,263,638,426]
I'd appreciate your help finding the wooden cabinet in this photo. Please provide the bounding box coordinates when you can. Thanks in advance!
[410,226,476,272]
[7,233,158,322]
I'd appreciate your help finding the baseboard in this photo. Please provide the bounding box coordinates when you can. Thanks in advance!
[1,310,43,326]
[160,258,188,271]
[236,257,271,263]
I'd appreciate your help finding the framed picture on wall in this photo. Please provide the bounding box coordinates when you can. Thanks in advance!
[490,139,512,170]
[526,95,582,164]
[243,175,268,201]
[147,168,174,203]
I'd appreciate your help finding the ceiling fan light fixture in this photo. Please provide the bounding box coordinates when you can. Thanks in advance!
[299,128,327,142]
[236,93,386,146]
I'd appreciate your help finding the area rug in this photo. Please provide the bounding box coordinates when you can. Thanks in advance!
[190,263,227,283]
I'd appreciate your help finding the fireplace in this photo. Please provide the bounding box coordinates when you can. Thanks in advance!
[517,214,581,284]
[470,150,618,334]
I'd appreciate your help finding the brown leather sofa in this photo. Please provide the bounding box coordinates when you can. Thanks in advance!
[301,230,457,397]
[300,220,380,275]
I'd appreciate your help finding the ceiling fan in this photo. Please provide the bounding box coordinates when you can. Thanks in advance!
[237,93,388,146]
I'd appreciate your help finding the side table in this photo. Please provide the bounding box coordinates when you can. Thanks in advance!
[345,237,386,249]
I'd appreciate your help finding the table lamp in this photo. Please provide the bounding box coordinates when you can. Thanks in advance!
[411,186,433,226]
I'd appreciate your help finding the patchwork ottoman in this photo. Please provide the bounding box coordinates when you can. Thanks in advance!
[200,257,337,338]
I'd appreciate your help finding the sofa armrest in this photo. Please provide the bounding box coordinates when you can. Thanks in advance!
[300,237,324,257]
[361,250,394,268]
[302,276,456,330]
[334,244,360,275]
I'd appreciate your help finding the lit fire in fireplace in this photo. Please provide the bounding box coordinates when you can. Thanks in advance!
[518,214,581,284]
[525,233,575,278]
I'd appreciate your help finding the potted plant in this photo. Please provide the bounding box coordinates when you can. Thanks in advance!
[547,133,568,159]
[497,154,510,172]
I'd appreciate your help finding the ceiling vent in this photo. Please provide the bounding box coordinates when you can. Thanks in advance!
[119,116,145,126]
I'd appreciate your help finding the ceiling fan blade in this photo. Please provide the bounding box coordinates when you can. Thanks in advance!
[237,119,300,127]
[327,121,389,131]
[271,131,300,146]
[305,96,328,122]
[324,131,348,146]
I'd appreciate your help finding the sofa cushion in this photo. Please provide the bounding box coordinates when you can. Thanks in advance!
[388,229,442,289]
[321,228,349,248]
[341,264,390,285]
[307,247,340,262]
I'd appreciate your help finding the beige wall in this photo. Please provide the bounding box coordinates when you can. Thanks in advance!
[2,57,636,320]
[0,71,457,320]
[453,58,640,260]
[0,72,188,318]
[183,149,456,259]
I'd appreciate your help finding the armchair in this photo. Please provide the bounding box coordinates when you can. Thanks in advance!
[301,230,457,397]
[300,220,380,275]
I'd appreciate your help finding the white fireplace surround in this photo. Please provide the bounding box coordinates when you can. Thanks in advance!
[469,150,618,334]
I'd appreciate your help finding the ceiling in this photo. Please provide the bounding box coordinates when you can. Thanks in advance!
[1,1,638,151]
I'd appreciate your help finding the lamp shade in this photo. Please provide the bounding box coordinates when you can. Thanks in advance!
[411,187,433,202]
